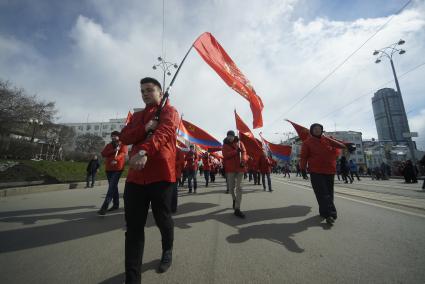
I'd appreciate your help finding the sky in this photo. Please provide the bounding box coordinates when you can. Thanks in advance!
[0,0,424,150]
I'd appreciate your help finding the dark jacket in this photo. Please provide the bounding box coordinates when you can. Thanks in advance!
[86,159,100,173]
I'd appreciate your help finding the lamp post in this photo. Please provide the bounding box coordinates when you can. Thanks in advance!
[373,39,416,164]
[152,56,178,88]
[29,118,43,142]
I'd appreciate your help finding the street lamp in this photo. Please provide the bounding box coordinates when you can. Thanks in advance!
[29,118,43,142]
[152,56,178,89]
[372,39,416,163]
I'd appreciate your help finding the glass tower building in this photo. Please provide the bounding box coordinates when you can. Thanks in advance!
[372,88,411,145]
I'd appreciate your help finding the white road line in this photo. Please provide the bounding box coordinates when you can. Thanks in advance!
[273,179,425,218]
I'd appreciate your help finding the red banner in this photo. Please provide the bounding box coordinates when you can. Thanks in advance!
[239,132,263,160]
[194,32,264,129]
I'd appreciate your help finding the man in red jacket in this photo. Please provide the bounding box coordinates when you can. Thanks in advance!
[185,145,198,193]
[223,130,247,218]
[119,77,179,281]
[300,123,346,225]
[98,131,128,215]
[259,152,273,192]
[202,152,211,187]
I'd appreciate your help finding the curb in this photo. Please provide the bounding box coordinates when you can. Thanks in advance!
[280,179,425,212]
[0,180,126,198]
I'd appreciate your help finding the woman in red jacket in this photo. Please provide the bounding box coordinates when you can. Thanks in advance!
[119,77,180,280]
[300,123,346,225]
[202,152,211,187]
[98,131,128,215]
[223,130,247,218]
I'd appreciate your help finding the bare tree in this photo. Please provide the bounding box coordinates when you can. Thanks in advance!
[75,133,105,153]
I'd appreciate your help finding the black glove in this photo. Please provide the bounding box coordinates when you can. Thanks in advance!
[237,148,242,153]
[301,170,308,179]
[111,141,119,148]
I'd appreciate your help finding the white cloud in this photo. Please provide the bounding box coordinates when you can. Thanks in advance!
[0,0,424,150]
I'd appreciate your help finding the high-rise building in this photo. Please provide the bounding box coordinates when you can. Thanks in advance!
[372,88,412,145]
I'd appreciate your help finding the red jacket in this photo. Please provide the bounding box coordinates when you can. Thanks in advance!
[101,142,127,171]
[120,101,179,185]
[222,137,247,173]
[202,154,211,171]
[175,148,186,179]
[185,150,199,171]
[259,154,272,174]
[300,136,346,175]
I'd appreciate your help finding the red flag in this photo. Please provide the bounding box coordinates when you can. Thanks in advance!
[239,132,263,160]
[178,119,222,150]
[235,110,254,138]
[286,119,310,141]
[125,111,133,125]
[286,120,347,151]
[260,134,292,161]
[193,32,264,129]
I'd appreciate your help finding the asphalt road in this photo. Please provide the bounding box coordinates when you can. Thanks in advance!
[0,175,424,284]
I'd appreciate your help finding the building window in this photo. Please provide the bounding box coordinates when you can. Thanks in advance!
[356,144,361,148]
[359,158,363,162]
[102,132,108,138]
[78,126,83,131]
[103,124,108,129]
[111,124,116,130]
[86,125,91,131]
[94,125,100,131]
[120,124,124,129]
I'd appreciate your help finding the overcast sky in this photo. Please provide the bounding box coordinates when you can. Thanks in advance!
[1,0,424,149]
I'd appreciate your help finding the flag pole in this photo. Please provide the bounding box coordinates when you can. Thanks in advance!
[148,45,194,137]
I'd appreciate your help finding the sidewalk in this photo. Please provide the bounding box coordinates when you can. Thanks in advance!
[274,176,425,211]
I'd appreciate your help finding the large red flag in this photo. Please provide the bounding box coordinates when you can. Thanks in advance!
[235,110,254,138]
[286,119,310,141]
[239,132,263,160]
[193,32,264,129]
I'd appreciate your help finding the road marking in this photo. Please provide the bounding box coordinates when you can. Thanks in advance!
[273,179,425,218]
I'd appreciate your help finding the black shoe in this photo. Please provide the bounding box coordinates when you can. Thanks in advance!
[188,190,192,193]
[226,190,229,194]
[158,250,172,273]
[232,200,235,209]
[234,209,245,218]
[269,189,273,192]
[325,216,335,225]
[97,208,106,216]
[107,206,118,212]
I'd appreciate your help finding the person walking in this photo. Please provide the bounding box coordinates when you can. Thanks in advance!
[202,152,211,187]
[259,152,272,191]
[185,145,199,193]
[300,123,346,225]
[223,130,247,218]
[119,77,180,281]
[85,154,100,188]
[349,159,361,181]
[98,131,128,215]
[340,156,353,184]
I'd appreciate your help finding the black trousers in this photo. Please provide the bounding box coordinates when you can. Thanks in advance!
[124,182,174,284]
[310,173,337,219]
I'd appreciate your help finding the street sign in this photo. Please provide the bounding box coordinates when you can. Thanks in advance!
[403,132,418,138]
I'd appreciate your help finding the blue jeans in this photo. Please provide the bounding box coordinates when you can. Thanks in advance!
[101,171,122,210]
[187,170,197,192]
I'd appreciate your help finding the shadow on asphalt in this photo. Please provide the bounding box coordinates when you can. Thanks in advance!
[0,202,217,253]
[226,215,331,253]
